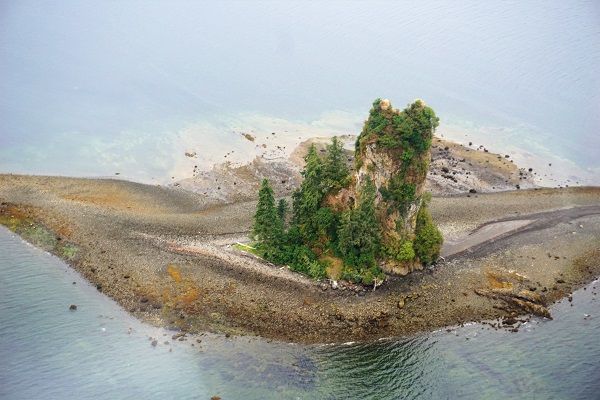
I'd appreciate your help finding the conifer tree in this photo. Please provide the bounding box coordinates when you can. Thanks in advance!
[413,194,443,265]
[323,136,349,191]
[292,144,325,242]
[253,179,282,253]
[277,198,288,223]
[337,178,380,266]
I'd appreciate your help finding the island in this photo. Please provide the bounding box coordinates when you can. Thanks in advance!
[1,99,599,344]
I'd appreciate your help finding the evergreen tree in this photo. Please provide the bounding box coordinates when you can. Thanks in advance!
[413,194,443,265]
[337,178,380,267]
[277,198,288,223]
[249,100,443,284]
[253,179,282,254]
[323,136,349,191]
[292,144,325,243]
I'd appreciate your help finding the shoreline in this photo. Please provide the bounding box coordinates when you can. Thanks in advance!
[1,174,599,344]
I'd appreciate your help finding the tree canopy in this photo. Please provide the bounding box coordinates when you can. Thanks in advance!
[250,100,443,286]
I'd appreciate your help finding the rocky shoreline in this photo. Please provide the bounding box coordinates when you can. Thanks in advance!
[1,172,599,344]
[176,135,536,205]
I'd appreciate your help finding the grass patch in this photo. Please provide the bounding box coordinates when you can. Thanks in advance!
[233,242,260,256]
[59,243,78,260]
[21,225,57,250]
[1,204,80,261]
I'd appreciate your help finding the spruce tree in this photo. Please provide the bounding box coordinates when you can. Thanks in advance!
[337,178,380,267]
[413,194,443,265]
[253,179,282,254]
[292,144,325,243]
[277,198,288,223]
[323,136,349,191]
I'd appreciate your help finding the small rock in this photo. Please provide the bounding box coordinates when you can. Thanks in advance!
[69,304,77,311]
[151,340,158,347]
[397,298,405,309]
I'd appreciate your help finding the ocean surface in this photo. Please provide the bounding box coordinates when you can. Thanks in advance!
[1,226,599,400]
[1,1,599,185]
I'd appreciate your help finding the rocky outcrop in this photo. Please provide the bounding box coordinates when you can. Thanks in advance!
[350,99,439,275]
[176,157,301,204]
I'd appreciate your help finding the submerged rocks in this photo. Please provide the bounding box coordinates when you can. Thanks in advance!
[69,304,77,311]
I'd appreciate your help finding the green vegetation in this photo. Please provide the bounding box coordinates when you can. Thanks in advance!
[250,99,443,285]
[337,179,378,265]
[337,178,383,283]
[413,194,443,265]
[357,98,438,217]
[60,243,78,260]
[0,208,79,261]
[252,179,284,260]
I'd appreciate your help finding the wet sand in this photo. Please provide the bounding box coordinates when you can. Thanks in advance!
[0,174,599,343]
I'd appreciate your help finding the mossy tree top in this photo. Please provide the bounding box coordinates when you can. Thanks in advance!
[356,98,439,161]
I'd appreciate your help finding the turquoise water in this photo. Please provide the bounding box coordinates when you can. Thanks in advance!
[1,2,599,184]
[1,226,599,399]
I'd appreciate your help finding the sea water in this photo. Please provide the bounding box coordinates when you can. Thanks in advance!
[1,2,599,185]
[1,226,599,400]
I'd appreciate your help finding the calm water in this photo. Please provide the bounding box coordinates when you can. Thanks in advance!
[1,2,599,184]
[1,226,599,399]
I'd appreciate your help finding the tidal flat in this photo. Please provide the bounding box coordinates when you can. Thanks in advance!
[1,172,598,344]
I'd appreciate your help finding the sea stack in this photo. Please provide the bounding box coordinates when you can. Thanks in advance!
[352,98,440,275]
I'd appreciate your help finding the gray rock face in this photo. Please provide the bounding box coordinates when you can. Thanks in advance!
[355,142,426,236]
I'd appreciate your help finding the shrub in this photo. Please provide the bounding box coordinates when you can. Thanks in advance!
[308,260,327,279]
[380,178,416,215]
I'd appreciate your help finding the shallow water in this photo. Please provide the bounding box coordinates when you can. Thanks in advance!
[1,2,599,184]
[1,226,599,399]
